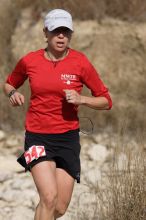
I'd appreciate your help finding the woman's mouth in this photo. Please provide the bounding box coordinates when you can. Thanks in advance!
[56,42,64,48]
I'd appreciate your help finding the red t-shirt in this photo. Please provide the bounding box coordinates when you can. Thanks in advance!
[6,48,112,133]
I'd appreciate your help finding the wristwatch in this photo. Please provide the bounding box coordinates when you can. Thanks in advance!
[8,89,16,98]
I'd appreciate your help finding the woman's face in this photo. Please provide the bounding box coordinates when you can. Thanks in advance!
[44,27,72,53]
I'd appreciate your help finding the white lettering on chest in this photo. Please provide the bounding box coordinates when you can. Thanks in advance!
[61,74,77,85]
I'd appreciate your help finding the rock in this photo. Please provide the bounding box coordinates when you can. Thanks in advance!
[11,176,34,190]
[87,144,109,164]
[0,141,5,150]
[10,206,33,220]
[0,189,20,203]
[0,172,13,183]
[0,130,6,141]
[83,167,102,185]
[0,155,22,173]
[5,135,19,148]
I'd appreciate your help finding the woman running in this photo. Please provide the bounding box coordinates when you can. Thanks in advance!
[4,9,112,220]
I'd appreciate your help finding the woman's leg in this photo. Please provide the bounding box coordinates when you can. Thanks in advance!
[31,161,57,220]
[34,202,41,220]
[54,168,75,219]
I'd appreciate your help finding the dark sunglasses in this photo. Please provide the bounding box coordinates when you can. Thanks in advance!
[50,27,72,35]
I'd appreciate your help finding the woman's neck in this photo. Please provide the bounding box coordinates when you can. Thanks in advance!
[45,47,69,61]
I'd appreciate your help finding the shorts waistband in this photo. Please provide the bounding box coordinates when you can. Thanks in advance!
[25,129,79,137]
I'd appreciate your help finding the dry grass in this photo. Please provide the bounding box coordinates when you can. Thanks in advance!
[100,152,146,220]
[78,140,146,220]
[17,0,146,21]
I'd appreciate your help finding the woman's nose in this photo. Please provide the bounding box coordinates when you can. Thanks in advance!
[57,32,64,38]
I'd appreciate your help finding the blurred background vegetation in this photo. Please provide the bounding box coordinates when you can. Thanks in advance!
[0,0,146,136]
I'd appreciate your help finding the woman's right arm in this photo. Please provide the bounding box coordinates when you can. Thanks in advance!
[4,57,28,107]
[4,83,24,106]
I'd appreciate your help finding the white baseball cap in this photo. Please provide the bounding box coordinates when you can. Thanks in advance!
[44,9,73,32]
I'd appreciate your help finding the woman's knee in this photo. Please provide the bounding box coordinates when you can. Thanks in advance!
[55,202,69,218]
[40,191,58,210]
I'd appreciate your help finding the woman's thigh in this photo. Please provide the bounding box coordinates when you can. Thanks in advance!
[31,161,74,210]
[56,168,75,211]
[31,160,57,199]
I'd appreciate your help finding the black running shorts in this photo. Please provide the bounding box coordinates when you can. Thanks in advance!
[17,129,81,183]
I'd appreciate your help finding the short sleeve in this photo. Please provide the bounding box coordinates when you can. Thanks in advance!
[6,58,28,89]
[80,55,112,109]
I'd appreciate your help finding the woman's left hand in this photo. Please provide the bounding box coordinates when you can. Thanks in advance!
[63,90,83,105]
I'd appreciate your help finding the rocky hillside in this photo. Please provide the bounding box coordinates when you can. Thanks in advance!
[0,129,145,220]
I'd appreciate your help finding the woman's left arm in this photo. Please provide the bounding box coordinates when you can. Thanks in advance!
[64,54,112,110]
[80,95,109,110]
[64,90,110,110]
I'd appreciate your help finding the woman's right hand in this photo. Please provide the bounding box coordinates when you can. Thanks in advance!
[9,91,24,106]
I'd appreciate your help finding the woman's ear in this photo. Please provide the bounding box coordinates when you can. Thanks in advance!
[43,28,48,43]
[43,27,48,37]
[68,32,73,41]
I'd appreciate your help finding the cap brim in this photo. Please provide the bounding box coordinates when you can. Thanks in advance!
[48,21,73,32]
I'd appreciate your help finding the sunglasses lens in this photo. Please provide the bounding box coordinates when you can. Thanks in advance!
[52,28,71,34]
